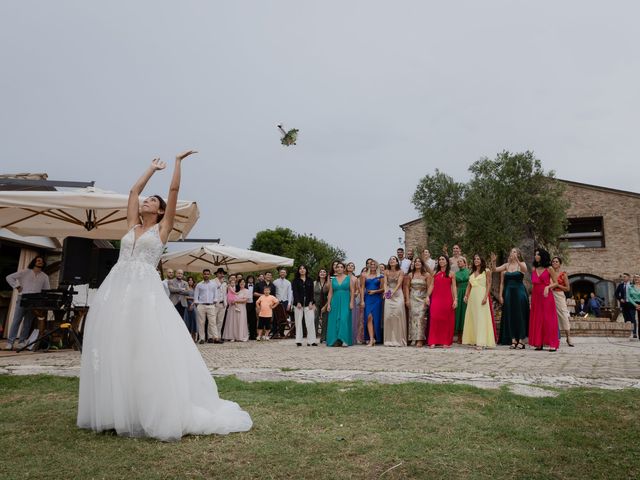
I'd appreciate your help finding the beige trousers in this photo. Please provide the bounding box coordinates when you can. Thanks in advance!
[553,290,571,332]
[211,303,226,339]
[294,306,317,345]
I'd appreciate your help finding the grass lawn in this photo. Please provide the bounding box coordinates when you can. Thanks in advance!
[1,375,638,479]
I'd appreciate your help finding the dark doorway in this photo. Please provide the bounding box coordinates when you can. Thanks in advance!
[569,274,615,307]
[0,243,21,336]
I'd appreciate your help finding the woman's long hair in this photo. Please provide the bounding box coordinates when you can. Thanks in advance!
[533,248,552,268]
[410,257,427,276]
[295,264,309,280]
[387,256,400,272]
[471,253,487,274]
[151,195,167,223]
[436,255,450,277]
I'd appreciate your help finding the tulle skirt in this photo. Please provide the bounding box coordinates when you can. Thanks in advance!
[77,259,252,441]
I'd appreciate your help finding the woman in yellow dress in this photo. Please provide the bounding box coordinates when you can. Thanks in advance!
[462,254,496,350]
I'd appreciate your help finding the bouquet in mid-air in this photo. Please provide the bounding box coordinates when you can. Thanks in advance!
[277,124,298,146]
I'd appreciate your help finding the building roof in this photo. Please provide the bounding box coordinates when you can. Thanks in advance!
[399,218,424,230]
[557,179,640,199]
[0,173,53,191]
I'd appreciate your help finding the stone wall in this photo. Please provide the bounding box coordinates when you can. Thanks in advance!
[562,183,640,282]
[401,219,428,255]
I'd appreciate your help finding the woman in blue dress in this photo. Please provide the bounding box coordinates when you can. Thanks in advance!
[326,262,354,347]
[360,258,384,346]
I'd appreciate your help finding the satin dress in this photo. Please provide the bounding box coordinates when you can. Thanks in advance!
[326,276,352,346]
[461,271,496,347]
[529,269,560,349]
[363,276,384,344]
[428,271,455,346]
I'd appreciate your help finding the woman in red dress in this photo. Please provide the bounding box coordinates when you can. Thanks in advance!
[529,248,560,351]
[426,255,457,348]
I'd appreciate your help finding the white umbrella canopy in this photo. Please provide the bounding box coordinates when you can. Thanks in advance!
[0,187,199,241]
[161,243,294,274]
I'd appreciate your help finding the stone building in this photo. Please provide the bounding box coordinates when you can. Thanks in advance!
[400,179,640,305]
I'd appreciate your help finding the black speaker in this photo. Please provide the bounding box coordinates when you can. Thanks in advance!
[89,248,120,288]
[60,237,93,285]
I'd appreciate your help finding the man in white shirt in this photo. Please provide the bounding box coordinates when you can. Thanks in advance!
[209,268,228,343]
[4,256,50,350]
[272,268,293,338]
[397,248,411,274]
[193,268,226,344]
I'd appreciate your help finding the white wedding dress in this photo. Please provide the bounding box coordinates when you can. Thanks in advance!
[77,223,252,441]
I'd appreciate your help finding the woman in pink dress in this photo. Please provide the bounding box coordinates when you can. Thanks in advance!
[426,255,457,348]
[529,248,560,351]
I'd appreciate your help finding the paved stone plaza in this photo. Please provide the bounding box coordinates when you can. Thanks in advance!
[1,337,639,395]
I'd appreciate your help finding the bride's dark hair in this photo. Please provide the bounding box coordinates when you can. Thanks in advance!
[151,195,167,223]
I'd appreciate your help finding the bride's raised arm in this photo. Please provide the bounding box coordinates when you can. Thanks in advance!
[127,158,166,229]
[159,150,197,243]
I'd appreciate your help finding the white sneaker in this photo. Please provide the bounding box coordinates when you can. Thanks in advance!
[264,336,270,341]
[2,341,13,351]
[16,341,27,350]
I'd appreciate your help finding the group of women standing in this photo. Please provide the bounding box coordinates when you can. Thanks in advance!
[315,246,572,352]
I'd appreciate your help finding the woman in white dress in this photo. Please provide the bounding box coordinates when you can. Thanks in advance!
[77,152,252,441]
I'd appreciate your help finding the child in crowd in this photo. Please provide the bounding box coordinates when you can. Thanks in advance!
[256,285,279,341]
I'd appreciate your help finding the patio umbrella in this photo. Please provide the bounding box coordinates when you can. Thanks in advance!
[0,187,199,241]
[160,243,294,274]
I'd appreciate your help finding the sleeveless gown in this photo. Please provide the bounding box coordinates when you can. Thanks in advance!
[351,277,363,344]
[498,271,529,344]
[529,269,560,349]
[77,224,252,441]
[326,276,352,346]
[461,271,496,347]
[408,277,427,342]
[383,275,407,346]
[223,289,250,341]
[454,268,470,335]
[363,276,383,344]
[428,271,455,346]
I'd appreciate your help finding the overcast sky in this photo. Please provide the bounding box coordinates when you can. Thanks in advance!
[2,1,639,270]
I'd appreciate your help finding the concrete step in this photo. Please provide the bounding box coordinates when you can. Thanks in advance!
[563,320,633,337]
[570,316,618,323]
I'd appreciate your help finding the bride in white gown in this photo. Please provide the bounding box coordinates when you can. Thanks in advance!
[77,151,252,441]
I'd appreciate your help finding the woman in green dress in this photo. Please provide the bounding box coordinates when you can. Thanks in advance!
[454,257,470,343]
[494,248,529,348]
[326,262,354,347]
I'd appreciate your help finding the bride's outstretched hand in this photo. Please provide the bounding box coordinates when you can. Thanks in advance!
[176,150,198,161]
[151,158,167,171]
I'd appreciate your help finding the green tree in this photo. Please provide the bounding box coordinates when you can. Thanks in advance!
[250,227,296,257]
[411,169,467,253]
[250,227,346,277]
[412,151,569,261]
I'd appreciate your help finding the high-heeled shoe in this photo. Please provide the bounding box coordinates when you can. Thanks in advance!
[510,341,519,349]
